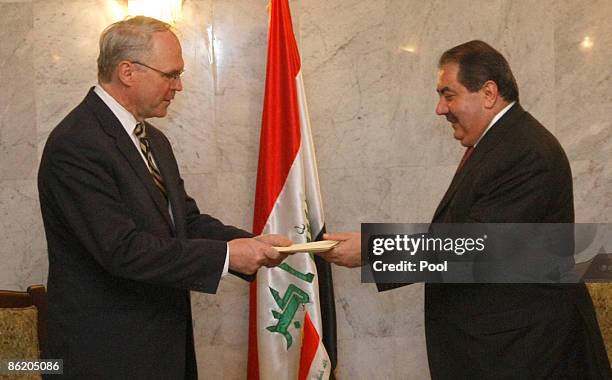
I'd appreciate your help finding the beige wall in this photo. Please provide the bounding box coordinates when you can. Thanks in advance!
[0,0,610,378]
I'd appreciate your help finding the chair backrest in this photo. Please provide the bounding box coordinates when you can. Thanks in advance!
[586,283,612,365]
[0,285,47,356]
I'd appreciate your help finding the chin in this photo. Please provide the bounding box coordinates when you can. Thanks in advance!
[152,109,168,118]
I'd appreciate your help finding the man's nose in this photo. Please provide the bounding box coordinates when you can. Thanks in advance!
[435,98,448,115]
[172,77,183,92]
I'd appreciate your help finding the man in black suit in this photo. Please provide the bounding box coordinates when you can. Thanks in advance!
[38,16,290,379]
[322,40,610,378]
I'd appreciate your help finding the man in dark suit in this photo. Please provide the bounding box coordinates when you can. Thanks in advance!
[38,16,290,379]
[321,40,610,378]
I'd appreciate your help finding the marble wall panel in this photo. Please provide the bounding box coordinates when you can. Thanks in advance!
[299,0,395,171]
[0,2,36,181]
[335,336,397,379]
[0,180,46,290]
[392,335,431,380]
[194,344,224,379]
[192,277,252,379]
[192,292,224,347]
[213,0,268,174]
[32,0,114,157]
[217,171,256,231]
[555,0,612,163]
[221,294,251,347]
[222,344,250,379]
[555,0,612,224]
[390,165,456,223]
[182,173,221,220]
[156,0,218,176]
[332,265,396,340]
[390,283,426,342]
[319,167,393,232]
[571,160,612,223]
[217,269,252,298]
[493,0,556,132]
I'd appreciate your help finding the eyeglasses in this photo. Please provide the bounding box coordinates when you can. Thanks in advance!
[130,61,184,81]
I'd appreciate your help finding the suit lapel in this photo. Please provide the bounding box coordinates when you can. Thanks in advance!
[433,159,472,221]
[432,103,526,221]
[84,89,174,229]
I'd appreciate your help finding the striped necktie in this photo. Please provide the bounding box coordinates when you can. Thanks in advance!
[134,122,167,197]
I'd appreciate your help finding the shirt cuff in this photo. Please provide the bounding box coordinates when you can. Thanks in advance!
[222,243,230,277]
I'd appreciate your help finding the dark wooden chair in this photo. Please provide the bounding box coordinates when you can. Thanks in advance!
[586,283,612,365]
[0,285,47,355]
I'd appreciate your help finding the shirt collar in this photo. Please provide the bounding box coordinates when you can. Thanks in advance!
[94,84,141,136]
[474,101,516,147]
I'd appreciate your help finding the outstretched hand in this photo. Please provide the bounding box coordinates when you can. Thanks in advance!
[317,232,362,268]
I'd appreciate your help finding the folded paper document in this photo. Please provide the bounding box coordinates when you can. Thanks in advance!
[274,240,339,253]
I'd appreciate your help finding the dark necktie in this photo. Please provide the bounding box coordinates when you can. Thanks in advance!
[456,146,475,172]
[134,123,167,197]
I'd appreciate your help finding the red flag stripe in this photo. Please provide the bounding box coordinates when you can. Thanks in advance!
[298,312,321,380]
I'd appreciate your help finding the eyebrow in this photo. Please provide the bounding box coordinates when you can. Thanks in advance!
[436,86,455,95]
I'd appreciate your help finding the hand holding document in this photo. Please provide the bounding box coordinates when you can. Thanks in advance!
[316,232,363,268]
[274,232,363,268]
[274,240,339,254]
[229,234,292,274]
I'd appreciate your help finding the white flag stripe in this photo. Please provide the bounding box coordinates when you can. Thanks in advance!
[296,71,325,237]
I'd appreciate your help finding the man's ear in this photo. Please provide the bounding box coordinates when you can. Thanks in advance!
[481,80,499,109]
[116,61,136,87]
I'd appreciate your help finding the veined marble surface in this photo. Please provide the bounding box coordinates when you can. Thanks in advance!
[0,2,36,180]
[0,1,610,378]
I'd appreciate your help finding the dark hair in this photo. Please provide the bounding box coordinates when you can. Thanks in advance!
[439,40,519,102]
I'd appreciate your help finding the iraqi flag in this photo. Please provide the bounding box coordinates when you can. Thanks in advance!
[247,0,337,379]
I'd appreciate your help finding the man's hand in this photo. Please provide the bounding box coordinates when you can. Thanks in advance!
[254,234,293,247]
[317,232,362,268]
[227,236,290,275]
